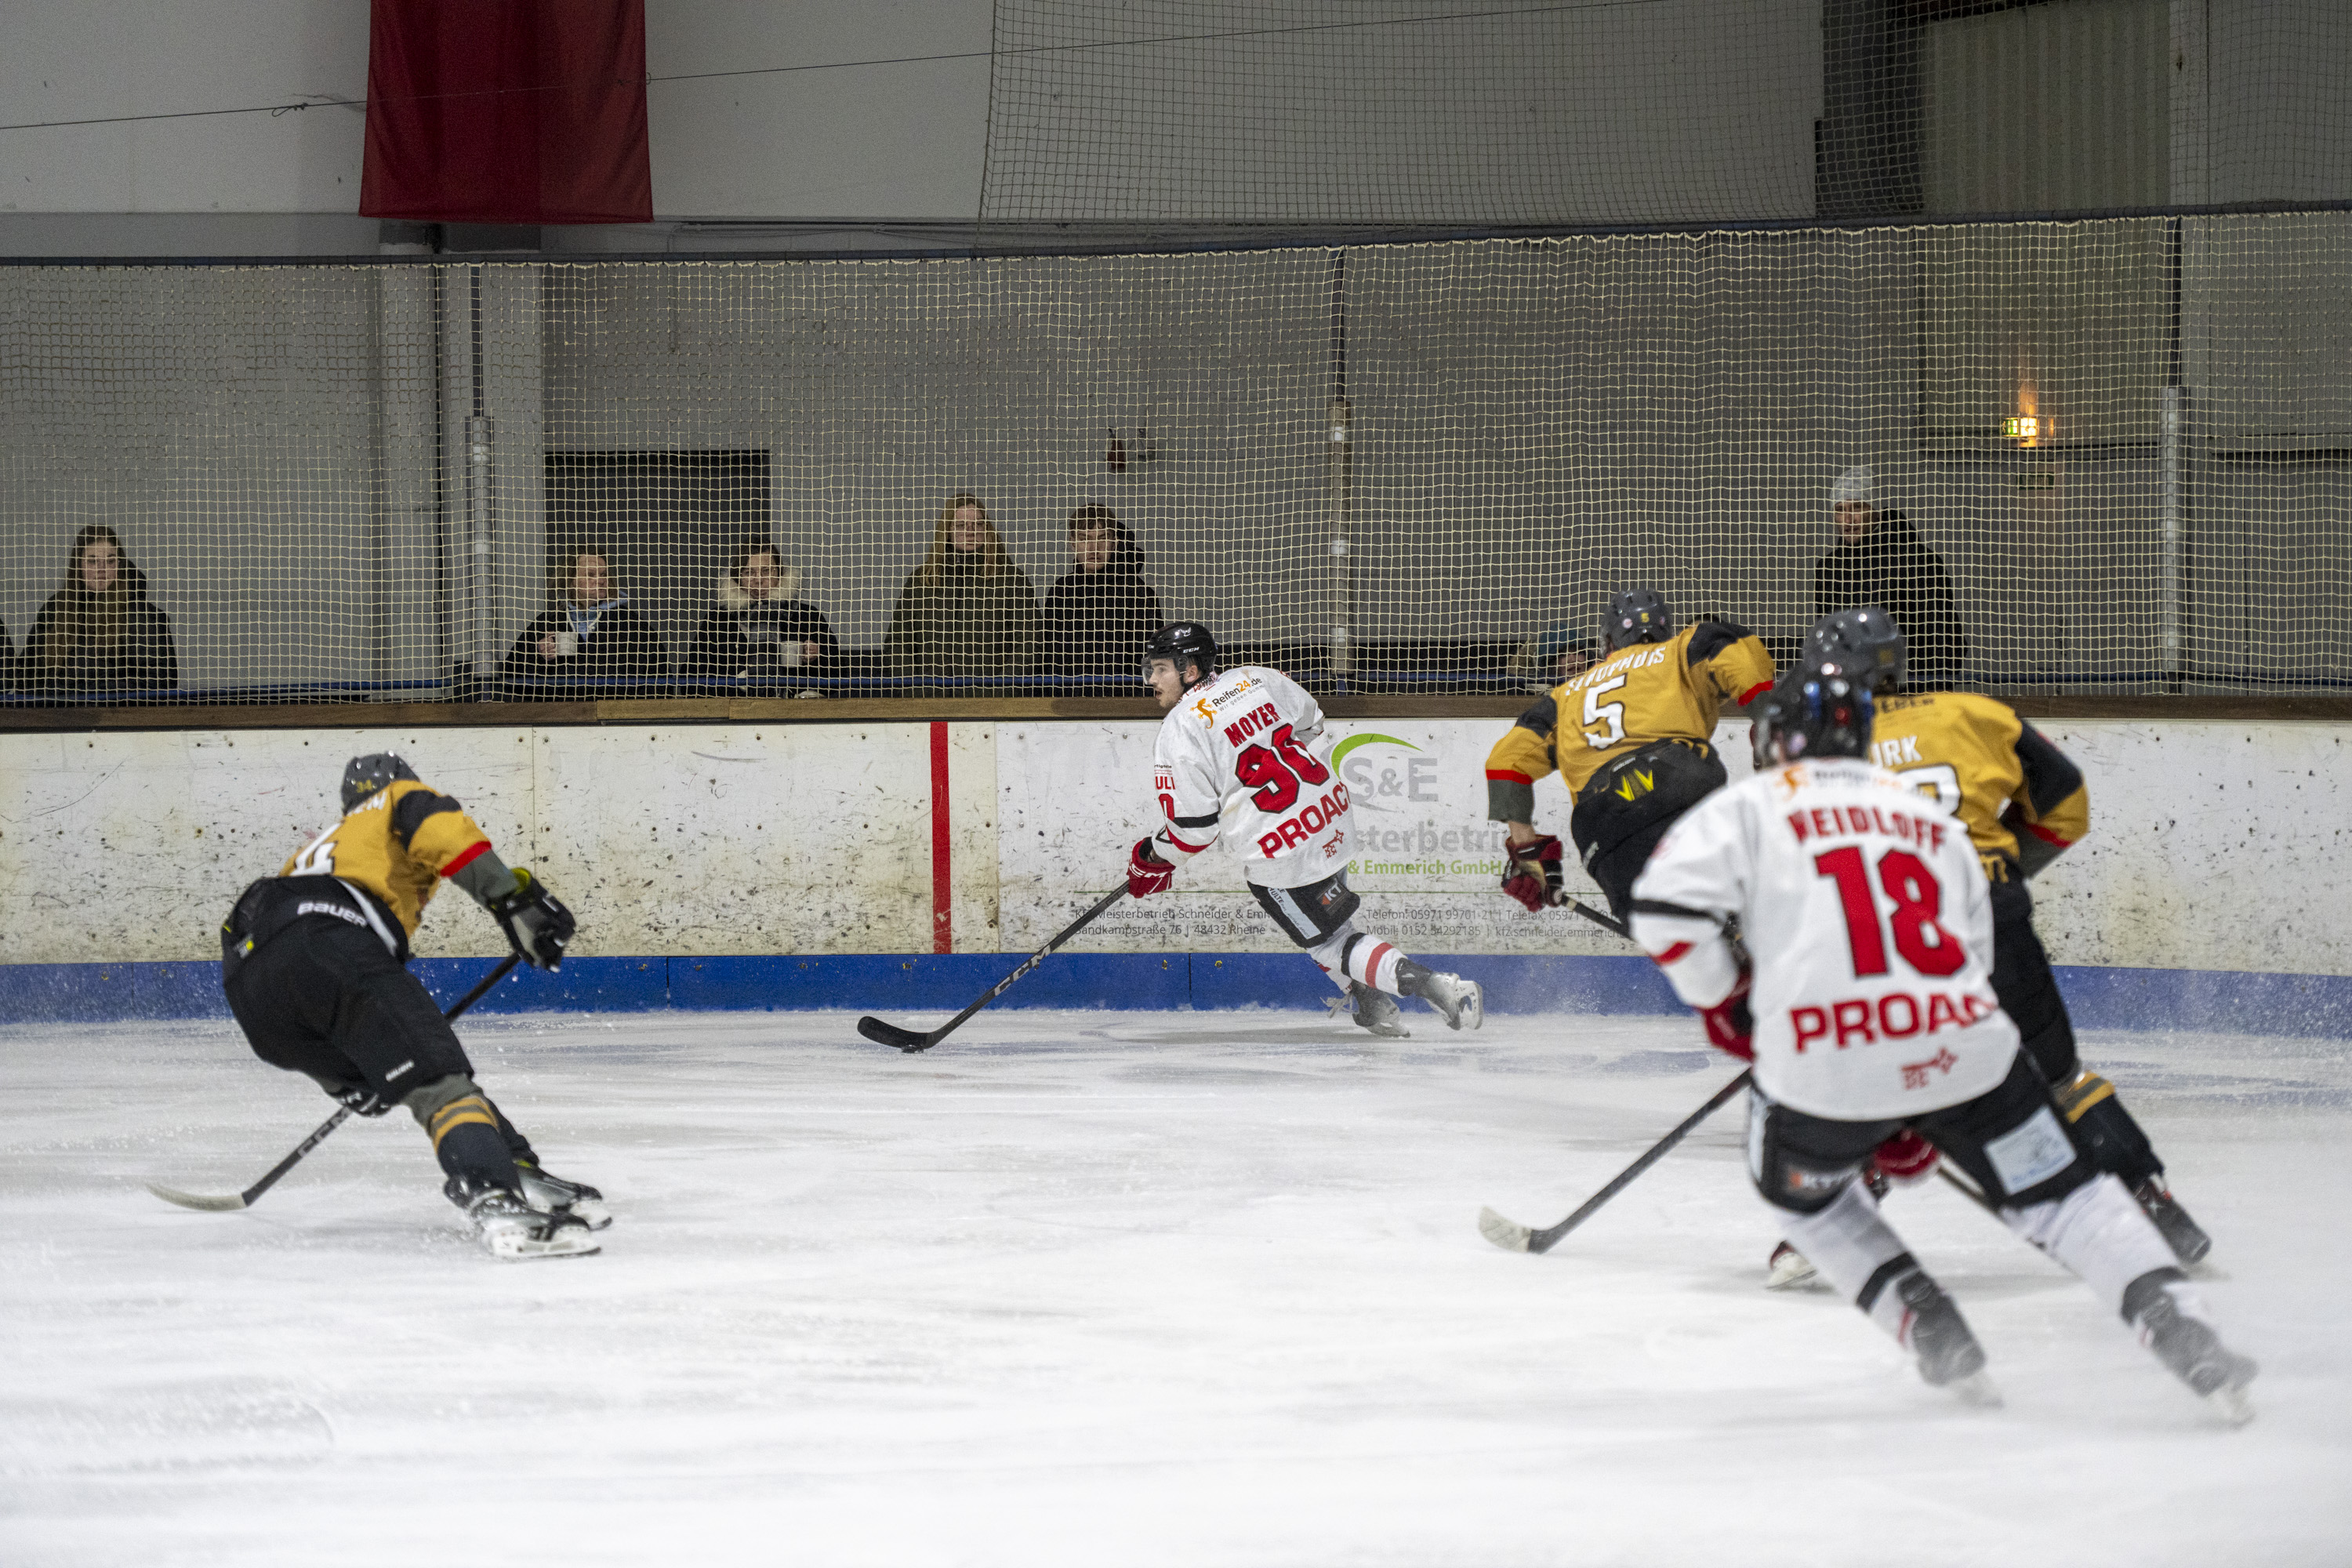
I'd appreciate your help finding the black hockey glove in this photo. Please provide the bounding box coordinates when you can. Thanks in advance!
[333,1084,392,1117]
[490,869,576,971]
[1501,834,1566,913]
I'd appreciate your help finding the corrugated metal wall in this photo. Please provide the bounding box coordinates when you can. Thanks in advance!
[1922,0,2170,216]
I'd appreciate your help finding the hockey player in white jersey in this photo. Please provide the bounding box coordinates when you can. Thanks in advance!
[1129,622,1482,1037]
[1628,665,2256,1419]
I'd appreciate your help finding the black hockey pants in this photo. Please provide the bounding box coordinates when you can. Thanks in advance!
[223,916,535,1185]
[1569,739,1727,920]
[1749,1051,2100,1215]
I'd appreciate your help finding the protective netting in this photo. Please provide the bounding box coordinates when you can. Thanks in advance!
[978,0,2352,230]
[2,214,2348,706]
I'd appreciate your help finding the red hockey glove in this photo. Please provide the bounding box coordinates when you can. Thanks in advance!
[1697,969,1755,1060]
[1870,1129,1939,1187]
[1127,837,1177,898]
[1501,834,1566,913]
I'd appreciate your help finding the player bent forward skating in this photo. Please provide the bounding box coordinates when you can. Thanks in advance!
[219,753,605,1260]
[1628,672,2256,1421]
[1762,609,2210,1290]
[1129,622,1482,1037]
[1484,588,1774,920]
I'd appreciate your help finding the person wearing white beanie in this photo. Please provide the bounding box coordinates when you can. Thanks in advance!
[1813,465,1968,686]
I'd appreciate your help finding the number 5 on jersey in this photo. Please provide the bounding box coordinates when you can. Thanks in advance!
[1581,674,1628,749]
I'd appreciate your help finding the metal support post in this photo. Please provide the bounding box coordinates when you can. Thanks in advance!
[2158,384,2183,687]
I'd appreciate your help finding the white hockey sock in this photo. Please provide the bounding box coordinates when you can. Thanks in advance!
[1779,1181,1925,1341]
[2003,1173,2180,1316]
[1305,924,1404,996]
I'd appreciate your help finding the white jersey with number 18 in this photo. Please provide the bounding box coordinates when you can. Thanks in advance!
[1629,757,2019,1120]
[1150,666,1357,890]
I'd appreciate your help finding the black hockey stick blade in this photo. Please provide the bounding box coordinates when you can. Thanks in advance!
[855,1014,935,1052]
[146,953,522,1211]
[858,884,1131,1054]
[144,1181,258,1212]
[1482,1068,1754,1255]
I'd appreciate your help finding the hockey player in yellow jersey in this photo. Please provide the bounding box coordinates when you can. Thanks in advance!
[1762,609,2210,1283]
[1485,589,1776,919]
[219,753,604,1260]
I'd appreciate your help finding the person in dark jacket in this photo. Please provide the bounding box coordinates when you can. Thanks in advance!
[26,524,180,699]
[499,546,670,695]
[0,614,16,692]
[1812,465,1968,688]
[884,492,1040,677]
[687,538,839,686]
[1041,505,1163,679]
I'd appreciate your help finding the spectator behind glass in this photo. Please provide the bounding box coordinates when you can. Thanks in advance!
[499,546,670,695]
[0,612,16,692]
[884,492,1040,677]
[1042,505,1162,679]
[688,538,840,685]
[27,524,179,699]
[1813,465,1968,688]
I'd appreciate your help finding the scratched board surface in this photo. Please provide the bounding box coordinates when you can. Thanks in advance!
[1,720,2346,975]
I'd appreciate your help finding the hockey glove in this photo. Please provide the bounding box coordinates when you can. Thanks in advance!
[1870,1129,1940,1187]
[489,869,576,971]
[333,1083,392,1117]
[1128,837,1178,898]
[1501,833,1566,913]
[1696,968,1755,1060]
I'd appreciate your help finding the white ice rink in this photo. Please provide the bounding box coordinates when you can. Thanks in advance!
[4,1006,2348,1567]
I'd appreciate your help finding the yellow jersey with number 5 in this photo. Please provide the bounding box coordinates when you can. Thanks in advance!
[279,778,494,937]
[1486,622,1776,806]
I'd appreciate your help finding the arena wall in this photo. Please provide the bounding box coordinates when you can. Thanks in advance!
[1,717,2345,1033]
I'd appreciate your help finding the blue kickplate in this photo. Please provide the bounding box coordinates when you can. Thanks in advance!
[0,953,2345,1038]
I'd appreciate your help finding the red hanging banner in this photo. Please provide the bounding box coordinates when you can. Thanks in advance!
[360,0,652,226]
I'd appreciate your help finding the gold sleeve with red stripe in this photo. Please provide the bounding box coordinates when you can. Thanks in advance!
[2007,720,2089,876]
[1485,695,1559,822]
[384,779,494,879]
[1686,622,1777,709]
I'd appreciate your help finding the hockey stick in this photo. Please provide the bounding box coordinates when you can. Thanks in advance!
[145,953,524,1213]
[1505,842,1631,938]
[1479,1068,1754,1254]
[1561,898,1629,938]
[1936,1162,1997,1214]
[858,885,1131,1054]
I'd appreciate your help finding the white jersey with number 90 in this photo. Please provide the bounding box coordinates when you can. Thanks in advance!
[1150,666,1358,890]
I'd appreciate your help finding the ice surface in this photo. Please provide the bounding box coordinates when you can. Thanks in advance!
[3,1007,2348,1566]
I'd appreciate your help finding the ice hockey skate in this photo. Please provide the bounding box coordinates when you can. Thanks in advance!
[1765,1240,1821,1290]
[1397,961,1483,1031]
[2125,1272,2256,1425]
[450,1177,601,1261]
[1893,1270,1997,1403]
[1346,982,1409,1039]
[517,1159,612,1230]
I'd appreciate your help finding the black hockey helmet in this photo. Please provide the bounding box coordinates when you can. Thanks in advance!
[342,752,419,813]
[1809,606,1907,693]
[1142,621,1219,691]
[1753,667,1873,765]
[1600,588,1671,652]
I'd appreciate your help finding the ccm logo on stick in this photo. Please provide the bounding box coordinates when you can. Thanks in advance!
[1257,783,1351,855]
[1790,989,1995,1052]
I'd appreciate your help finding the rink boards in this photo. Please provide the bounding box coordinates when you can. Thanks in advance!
[0,717,2347,1033]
